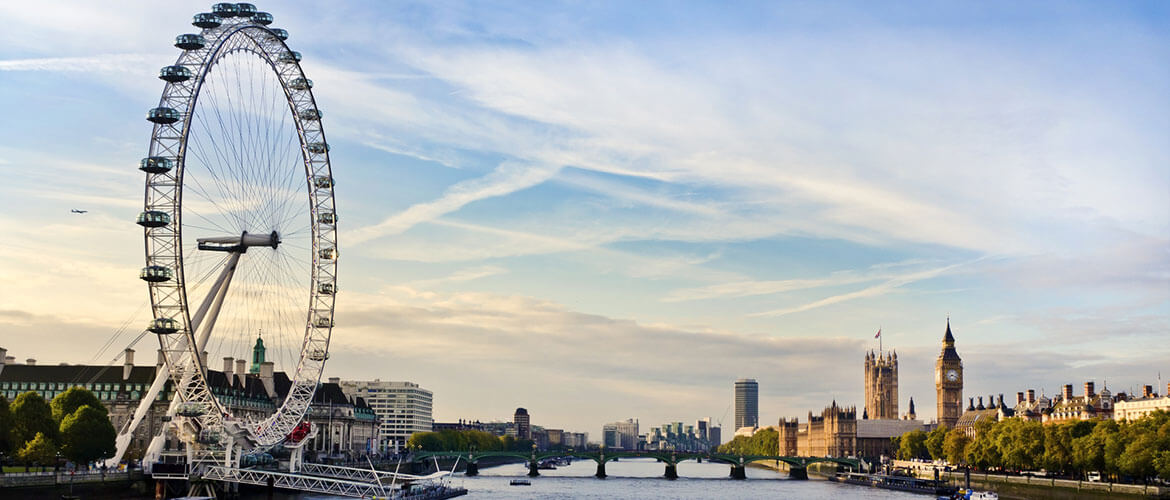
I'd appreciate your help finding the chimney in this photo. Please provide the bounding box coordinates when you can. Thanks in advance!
[968,397,975,411]
[123,348,135,381]
[977,396,984,410]
[989,394,996,409]
[998,394,1005,409]
[1027,389,1035,403]
[1016,392,1025,405]
[1084,381,1095,398]
[235,359,247,386]
[157,349,165,369]
[0,347,6,376]
[223,357,234,383]
[328,377,340,384]
[26,358,36,366]
[259,361,275,397]
[4,356,14,365]
[1063,384,1074,401]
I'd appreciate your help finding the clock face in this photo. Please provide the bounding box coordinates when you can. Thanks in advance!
[946,369,958,382]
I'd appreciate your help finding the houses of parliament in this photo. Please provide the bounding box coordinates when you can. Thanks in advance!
[777,320,963,459]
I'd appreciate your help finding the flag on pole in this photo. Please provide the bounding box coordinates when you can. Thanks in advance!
[874,328,882,339]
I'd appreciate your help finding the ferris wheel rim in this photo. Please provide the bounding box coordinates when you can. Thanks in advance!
[140,7,337,456]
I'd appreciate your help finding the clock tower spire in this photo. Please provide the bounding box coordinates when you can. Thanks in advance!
[935,318,963,428]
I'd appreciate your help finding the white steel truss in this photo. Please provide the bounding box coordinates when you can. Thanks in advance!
[202,467,388,499]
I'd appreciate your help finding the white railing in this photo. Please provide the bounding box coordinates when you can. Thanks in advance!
[202,466,388,498]
[299,462,432,483]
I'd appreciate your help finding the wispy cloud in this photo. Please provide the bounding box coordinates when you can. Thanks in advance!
[346,161,561,245]
[749,261,975,317]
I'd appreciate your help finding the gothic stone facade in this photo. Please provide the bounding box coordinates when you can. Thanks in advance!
[935,320,964,428]
[864,350,898,419]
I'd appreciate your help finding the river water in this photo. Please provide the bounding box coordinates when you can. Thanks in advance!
[266,457,924,499]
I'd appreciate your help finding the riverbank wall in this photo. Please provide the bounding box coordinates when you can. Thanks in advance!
[934,470,1169,500]
[0,470,152,498]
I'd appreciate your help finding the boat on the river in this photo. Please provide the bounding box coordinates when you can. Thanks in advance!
[510,479,531,486]
[829,472,957,496]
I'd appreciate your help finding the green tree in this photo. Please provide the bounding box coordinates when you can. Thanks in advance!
[943,428,970,465]
[965,419,1000,469]
[17,432,56,466]
[996,418,1043,471]
[59,405,116,467]
[925,426,948,460]
[898,430,929,460]
[406,432,444,451]
[0,395,14,454]
[1042,422,1074,474]
[1153,450,1170,481]
[10,392,56,447]
[50,387,106,423]
[1071,420,1116,476]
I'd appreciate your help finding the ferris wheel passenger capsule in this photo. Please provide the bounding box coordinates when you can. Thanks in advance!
[251,11,273,25]
[318,247,337,260]
[136,211,172,228]
[288,78,313,90]
[147,107,182,124]
[278,51,302,64]
[307,142,329,154]
[159,65,193,83]
[313,176,334,189]
[140,265,174,282]
[307,348,329,361]
[139,156,174,174]
[192,13,222,29]
[313,317,334,328]
[234,3,257,17]
[271,28,289,41]
[176,402,208,417]
[148,318,180,334]
[299,109,322,121]
[211,3,238,17]
[174,34,206,50]
[317,212,337,224]
[318,283,335,295]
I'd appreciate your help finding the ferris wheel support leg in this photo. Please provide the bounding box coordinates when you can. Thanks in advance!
[111,253,243,469]
[190,252,243,352]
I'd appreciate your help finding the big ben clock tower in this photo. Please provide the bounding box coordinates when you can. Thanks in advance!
[935,319,963,428]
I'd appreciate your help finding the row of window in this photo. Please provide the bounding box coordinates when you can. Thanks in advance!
[4,390,165,402]
[1,381,147,392]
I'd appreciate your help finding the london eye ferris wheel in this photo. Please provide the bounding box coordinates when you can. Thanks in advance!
[136,2,336,468]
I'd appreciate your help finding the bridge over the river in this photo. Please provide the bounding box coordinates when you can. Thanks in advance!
[412,450,862,480]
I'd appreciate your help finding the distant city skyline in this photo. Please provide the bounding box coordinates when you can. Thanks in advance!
[0,1,1166,433]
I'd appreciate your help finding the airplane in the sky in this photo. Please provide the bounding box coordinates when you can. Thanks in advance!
[71,209,88,214]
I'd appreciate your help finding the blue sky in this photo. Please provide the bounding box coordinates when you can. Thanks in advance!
[0,1,1167,436]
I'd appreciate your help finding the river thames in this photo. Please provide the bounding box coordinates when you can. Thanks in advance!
[235,457,926,499]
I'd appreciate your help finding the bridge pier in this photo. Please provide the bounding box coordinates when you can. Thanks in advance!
[465,462,478,477]
[595,462,607,479]
[664,464,678,480]
[729,465,746,480]
[788,466,808,480]
[527,460,539,477]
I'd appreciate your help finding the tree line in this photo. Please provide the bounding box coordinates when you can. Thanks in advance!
[0,388,117,469]
[717,427,778,456]
[406,429,536,452]
[893,410,1170,481]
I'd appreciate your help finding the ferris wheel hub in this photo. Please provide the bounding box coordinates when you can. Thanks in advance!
[197,230,280,252]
